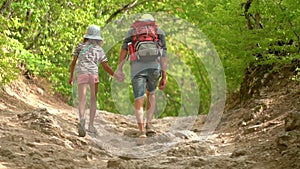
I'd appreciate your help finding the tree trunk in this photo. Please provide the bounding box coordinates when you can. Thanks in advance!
[243,0,253,30]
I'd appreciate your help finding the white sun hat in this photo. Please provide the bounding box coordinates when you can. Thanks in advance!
[84,25,103,40]
[138,14,155,21]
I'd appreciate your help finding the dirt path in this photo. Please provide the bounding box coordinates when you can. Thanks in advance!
[0,74,299,169]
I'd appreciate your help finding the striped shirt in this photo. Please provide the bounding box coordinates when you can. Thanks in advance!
[73,42,108,75]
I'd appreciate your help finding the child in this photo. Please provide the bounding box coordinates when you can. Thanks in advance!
[69,25,123,137]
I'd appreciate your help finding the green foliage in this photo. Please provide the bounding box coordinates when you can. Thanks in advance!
[292,64,300,84]
[0,14,28,86]
[0,35,19,86]
[1,0,300,116]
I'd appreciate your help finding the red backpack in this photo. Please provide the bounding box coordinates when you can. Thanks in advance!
[129,20,161,62]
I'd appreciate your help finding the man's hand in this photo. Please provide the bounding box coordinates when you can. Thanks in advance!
[114,70,126,82]
[159,77,166,90]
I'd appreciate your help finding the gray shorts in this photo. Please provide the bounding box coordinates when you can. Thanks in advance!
[131,68,161,99]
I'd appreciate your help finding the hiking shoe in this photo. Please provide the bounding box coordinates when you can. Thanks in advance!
[146,124,156,134]
[138,131,147,138]
[87,125,97,134]
[78,118,86,137]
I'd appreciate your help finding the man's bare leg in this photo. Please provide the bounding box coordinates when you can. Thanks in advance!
[146,90,156,133]
[134,97,146,137]
[78,83,88,119]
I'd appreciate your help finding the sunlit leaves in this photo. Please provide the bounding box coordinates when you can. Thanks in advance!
[1,0,299,116]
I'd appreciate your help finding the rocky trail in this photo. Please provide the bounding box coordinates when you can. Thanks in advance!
[0,63,300,169]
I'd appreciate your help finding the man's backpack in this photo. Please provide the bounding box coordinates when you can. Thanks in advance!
[130,20,161,62]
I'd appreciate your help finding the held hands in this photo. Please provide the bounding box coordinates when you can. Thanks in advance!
[113,70,125,82]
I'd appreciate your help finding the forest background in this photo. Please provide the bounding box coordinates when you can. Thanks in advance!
[0,0,299,117]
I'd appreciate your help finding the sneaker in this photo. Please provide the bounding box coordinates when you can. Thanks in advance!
[78,118,86,137]
[146,124,156,134]
[138,131,147,138]
[87,125,97,134]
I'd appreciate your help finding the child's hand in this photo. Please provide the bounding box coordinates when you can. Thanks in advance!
[68,78,73,85]
[114,71,125,82]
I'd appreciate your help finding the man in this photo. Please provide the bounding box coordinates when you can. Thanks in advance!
[117,14,167,138]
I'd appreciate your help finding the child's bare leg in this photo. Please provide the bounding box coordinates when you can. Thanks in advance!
[78,83,88,119]
[89,81,98,129]
[77,83,88,137]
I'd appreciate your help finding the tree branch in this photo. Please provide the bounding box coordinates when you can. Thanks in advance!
[242,0,253,30]
[0,0,13,16]
[105,0,147,24]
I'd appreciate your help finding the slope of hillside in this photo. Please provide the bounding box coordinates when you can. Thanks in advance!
[0,62,299,169]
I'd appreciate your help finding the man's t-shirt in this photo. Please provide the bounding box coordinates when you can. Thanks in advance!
[122,26,167,78]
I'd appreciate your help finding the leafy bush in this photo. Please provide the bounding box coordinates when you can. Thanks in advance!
[1,0,300,116]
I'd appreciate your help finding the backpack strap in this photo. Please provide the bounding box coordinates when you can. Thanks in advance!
[78,44,93,58]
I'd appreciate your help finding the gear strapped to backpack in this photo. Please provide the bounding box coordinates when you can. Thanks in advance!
[128,20,161,62]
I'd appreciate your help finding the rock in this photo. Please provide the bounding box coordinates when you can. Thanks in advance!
[231,148,247,158]
[37,87,44,95]
[0,148,15,159]
[233,134,241,142]
[82,153,93,161]
[174,130,198,140]
[41,157,55,162]
[167,143,215,157]
[146,132,176,144]
[107,159,122,168]
[17,108,64,137]
[285,111,300,131]
[166,156,178,163]
[243,112,253,122]
[192,115,207,132]
[189,157,207,167]
[276,130,300,151]
[123,128,139,138]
